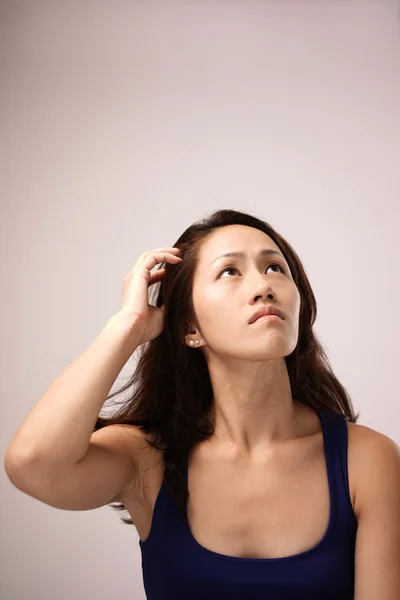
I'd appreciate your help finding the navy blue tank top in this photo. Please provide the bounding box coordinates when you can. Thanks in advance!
[139,409,358,599]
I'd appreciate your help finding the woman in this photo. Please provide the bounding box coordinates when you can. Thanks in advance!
[5,209,400,599]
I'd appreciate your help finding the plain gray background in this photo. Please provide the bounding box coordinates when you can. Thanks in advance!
[1,1,399,598]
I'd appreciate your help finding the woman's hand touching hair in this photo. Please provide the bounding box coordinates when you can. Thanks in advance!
[118,247,182,345]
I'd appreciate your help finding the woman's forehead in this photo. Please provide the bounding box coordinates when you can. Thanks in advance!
[197,225,281,266]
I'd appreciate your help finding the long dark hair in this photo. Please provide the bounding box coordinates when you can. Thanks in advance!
[94,208,360,525]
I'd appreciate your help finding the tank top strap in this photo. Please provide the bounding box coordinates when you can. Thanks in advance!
[317,409,357,531]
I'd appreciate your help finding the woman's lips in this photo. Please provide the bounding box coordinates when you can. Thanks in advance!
[253,314,282,323]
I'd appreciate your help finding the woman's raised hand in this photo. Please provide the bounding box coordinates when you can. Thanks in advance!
[118,247,182,345]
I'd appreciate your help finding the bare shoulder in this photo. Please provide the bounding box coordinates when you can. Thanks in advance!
[347,419,399,451]
[346,420,400,517]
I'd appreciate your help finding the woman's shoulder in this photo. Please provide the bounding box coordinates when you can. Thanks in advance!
[346,419,397,447]
[346,420,399,517]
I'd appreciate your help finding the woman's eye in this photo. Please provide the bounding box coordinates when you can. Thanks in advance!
[219,267,237,277]
[219,263,285,278]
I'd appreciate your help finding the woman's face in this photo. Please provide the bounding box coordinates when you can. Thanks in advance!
[186,224,301,362]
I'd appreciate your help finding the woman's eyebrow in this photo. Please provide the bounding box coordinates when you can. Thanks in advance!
[209,249,284,267]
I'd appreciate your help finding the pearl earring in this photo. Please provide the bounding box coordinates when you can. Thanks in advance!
[189,340,200,346]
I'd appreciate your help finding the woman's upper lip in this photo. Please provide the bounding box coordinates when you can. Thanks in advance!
[249,306,285,324]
